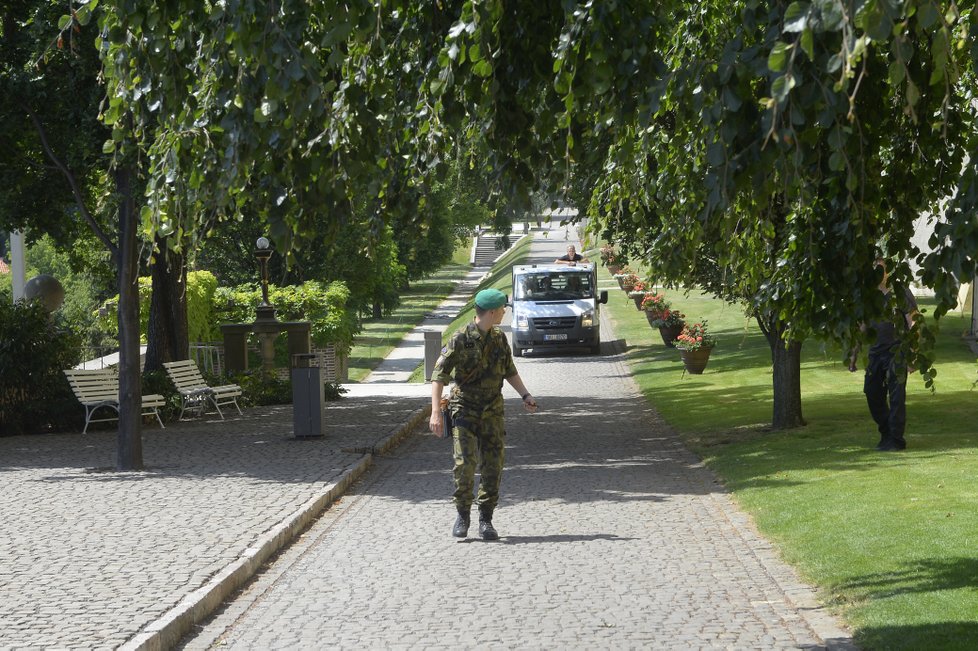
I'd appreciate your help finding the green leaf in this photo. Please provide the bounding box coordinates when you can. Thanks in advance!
[102,139,116,154]
[826,53,843,73]
[722,86,742,111]
[906,79,920,106]
[769,41,792,72]
[862,0,894,41]
[917,2,940,29]
[772,73,796,103]
[76,5,92,26]
[829,151,845,171]
[801,28,814,61]
[818,0,844,30]
[888,61,906,85]
[472,59,492,77]
[58,15,72,30]
[783,2,811,32]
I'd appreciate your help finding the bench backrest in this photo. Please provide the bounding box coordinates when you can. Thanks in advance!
[163,360,207,391]
[64,369,119,402]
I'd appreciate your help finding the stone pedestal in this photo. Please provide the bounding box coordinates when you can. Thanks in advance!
[221,320,312,374]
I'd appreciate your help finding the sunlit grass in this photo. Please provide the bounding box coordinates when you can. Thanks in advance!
[347,236,534,383]
[403,234,536,383]
[346,247,471,382]
[603,264,978,650]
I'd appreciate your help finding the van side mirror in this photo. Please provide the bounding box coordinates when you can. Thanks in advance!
[599,290,608,304]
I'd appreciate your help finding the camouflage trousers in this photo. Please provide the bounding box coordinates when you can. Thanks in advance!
[451,410,506,513]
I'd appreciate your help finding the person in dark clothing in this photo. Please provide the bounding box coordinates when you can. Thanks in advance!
[848,259,918,451]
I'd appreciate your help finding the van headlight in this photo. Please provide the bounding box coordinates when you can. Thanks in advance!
[581,310,594,328]
[515,312,529,328]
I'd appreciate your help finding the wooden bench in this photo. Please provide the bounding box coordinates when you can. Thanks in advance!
[163,359,242,420]
[63,369,166,434]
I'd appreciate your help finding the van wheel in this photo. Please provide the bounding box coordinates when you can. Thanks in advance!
[512,342,523,357]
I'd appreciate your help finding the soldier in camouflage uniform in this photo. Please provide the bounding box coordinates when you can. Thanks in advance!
[430,288,538,540]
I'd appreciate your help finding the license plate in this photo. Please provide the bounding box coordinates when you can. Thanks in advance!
[544,334,568,341]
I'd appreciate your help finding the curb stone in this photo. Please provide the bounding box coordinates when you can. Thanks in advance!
[120,406,431,651]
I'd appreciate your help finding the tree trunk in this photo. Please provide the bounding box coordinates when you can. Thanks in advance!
[757,316,806,430]
[145,241,189,372]
[372,300,382,319]
[115,166,143,470]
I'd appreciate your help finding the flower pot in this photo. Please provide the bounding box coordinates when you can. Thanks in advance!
[680,347,713,374]
[607,265,621,276]
[654,321,684,347]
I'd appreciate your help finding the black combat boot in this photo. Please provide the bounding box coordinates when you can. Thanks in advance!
[478,507,498,541]
[452,509,471,538]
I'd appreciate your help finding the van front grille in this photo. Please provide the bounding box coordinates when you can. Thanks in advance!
[532,317,577,330]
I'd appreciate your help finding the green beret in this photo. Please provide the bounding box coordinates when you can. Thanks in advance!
[475,288,508,309]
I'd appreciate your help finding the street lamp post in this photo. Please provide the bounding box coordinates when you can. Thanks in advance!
[254,236,276,323]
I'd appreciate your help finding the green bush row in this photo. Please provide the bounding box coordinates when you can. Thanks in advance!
[94,272,357,355]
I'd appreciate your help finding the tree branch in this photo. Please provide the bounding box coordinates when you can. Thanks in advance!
[23,103,118,257]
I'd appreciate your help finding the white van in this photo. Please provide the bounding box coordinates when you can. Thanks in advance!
[509,263,609,356]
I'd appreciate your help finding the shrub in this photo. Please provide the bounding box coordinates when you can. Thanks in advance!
[0,300,84,435]
[213,280,357,355]
[227,370,347,406]
[94,271,220,345]
[186,271,219,342]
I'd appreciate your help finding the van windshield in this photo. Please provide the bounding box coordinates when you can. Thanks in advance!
[514,272,593,301]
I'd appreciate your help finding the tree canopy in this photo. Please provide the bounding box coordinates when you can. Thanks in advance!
[8,0,978,459]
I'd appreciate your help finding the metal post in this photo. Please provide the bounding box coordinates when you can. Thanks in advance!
[424,330,443,382]
[11,230,26,302]
[972,274,978,337]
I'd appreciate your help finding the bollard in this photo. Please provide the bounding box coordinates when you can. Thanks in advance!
[424,330,443,381]
[291,353,325,438]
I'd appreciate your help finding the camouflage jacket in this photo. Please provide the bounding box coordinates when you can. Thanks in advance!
[433,322,517,413]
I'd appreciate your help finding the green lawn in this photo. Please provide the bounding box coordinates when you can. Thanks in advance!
[348,236,534,383]
[601,266,978,650]
[346,245,472,382]
[404,233,536,382]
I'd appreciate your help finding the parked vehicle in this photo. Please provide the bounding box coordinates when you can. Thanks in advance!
[509,263,608,356]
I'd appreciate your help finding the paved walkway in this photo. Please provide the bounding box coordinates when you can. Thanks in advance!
[0,225,854,650]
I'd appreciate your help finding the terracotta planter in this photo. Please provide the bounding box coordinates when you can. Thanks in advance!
[654,321,685,347]
[632,295,645,310]
[606,265,621,276]
[680,347,713,374]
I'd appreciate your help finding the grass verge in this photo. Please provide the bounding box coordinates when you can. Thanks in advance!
[346,245,472,382]
[404,234,536,383]
[600,264,978,650]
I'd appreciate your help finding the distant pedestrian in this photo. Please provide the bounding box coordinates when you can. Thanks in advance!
[555,244,588,266]
[430,288,537,540]
[848,258,918,451]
